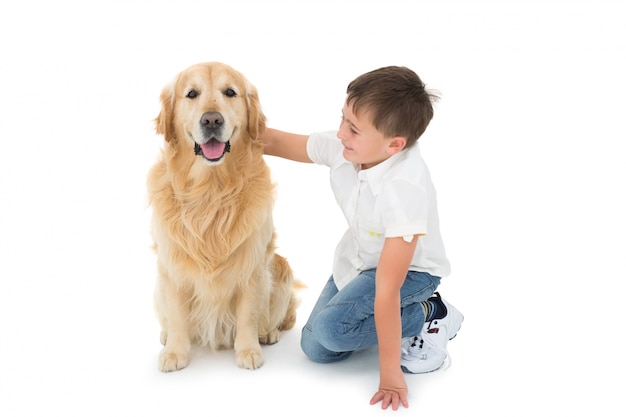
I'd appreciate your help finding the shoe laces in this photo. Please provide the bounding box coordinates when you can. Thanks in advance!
[402,334,438,360]
[402,328,454,372]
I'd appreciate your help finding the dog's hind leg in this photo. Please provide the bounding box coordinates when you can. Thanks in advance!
[267,253,303,334]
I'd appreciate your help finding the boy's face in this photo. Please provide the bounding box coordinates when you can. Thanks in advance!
[338,100,405,169]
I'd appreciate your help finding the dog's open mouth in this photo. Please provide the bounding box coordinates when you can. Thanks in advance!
[194,138,231,162]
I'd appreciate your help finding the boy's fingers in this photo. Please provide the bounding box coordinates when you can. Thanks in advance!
[370,390,409,410]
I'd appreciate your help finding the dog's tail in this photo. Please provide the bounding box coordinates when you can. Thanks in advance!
[271,254,305,331]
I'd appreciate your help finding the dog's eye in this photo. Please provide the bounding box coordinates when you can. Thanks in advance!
[186,89,198,99]
[224,88,237,98]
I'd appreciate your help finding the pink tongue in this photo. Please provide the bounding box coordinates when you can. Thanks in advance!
[201,140,226,159]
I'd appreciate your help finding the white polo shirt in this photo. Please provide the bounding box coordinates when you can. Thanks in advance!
[307,131,450,290]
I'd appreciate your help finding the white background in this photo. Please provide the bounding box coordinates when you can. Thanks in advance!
[1,0,625,415]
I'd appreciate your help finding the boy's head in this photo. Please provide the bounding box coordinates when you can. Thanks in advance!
[346,66,438,148]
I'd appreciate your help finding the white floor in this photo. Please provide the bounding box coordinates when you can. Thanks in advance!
[1,1,625,415]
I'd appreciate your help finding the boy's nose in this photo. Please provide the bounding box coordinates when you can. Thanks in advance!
[336,124,346,140]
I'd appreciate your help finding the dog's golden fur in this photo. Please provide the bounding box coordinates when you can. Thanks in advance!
[148,62,300,371]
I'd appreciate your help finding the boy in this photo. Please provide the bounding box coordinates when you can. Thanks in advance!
[261,66,463,410]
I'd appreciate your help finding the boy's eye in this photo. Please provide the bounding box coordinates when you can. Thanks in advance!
[340,117,358,135]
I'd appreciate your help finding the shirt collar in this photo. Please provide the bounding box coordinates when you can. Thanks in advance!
[356,151,402,196]
[355,144,420,195]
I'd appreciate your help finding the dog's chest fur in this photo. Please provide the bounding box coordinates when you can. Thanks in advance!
[150,157,274,276]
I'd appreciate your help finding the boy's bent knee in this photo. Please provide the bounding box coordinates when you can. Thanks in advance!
[300,325,351,363]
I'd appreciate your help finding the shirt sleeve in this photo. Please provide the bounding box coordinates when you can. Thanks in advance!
[381,178,430,238]
[307,131,344,167]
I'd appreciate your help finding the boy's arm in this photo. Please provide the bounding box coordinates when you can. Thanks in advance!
[370,235,418,410]
[260,127,313,163]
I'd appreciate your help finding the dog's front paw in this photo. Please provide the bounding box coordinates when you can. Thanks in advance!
[236,348,264,370]
[158,348,189,372]
[259,328,281,345]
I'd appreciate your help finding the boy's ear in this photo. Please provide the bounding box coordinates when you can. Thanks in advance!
[387,136,407,155]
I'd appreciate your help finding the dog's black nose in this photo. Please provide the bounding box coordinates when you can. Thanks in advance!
[201,112,224,128]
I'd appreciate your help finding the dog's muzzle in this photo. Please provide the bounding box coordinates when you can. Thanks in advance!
[194,111,231,163]
[194,140,231,161]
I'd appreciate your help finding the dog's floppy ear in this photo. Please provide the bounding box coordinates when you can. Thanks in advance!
[155,80,176,142]
[245,80,266,140]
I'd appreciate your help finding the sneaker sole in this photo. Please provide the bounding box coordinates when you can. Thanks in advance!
[401,362,443,374]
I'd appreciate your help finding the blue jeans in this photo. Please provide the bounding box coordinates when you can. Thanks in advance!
[300,269,441,363]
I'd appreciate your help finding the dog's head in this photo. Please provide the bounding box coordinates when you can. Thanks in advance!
[155,62,266,166]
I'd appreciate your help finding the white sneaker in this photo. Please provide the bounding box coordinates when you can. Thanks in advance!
[401,293,464,373]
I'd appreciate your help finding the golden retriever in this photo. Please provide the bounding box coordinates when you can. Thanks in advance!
[148,62,300,371]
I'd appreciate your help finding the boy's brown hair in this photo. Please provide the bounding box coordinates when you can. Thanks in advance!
[346,66,438,148]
